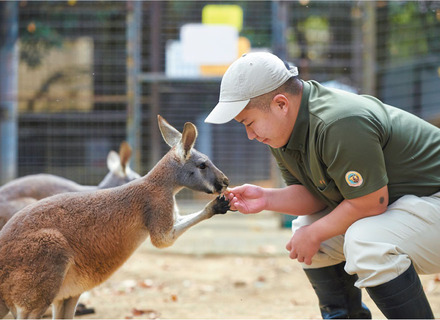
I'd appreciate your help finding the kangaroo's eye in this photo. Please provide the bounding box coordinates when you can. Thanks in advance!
[198,163,207,170]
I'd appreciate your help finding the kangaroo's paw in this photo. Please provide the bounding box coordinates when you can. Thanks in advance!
[211,195,230,215]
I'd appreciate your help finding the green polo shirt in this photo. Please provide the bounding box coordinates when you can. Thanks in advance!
[270,80,440,209]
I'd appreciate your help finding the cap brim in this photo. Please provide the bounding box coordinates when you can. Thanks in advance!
[204,99,250,124]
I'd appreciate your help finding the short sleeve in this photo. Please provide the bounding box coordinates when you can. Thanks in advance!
[320,116,389,199]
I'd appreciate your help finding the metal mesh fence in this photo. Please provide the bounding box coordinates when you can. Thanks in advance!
[286,1,355,83]
[3,0,439,197]
[18,1,128,182]
[376,1,440,122]
[140,1,274,190]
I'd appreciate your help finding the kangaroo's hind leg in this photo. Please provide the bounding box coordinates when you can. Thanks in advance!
[52,295,81,319]
[6,230,74,319]
[16,307,48,320]
[0,298,9,319]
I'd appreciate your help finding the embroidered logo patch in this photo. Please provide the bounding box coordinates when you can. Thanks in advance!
[345,171,363,187]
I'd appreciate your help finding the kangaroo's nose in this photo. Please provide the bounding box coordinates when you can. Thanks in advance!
[214,176,229,193]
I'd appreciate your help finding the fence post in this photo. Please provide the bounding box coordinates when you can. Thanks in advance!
[362,1,377,96]
[126,0,142,172]
[271,1,295,227]
[271,1,288,60]
[0,1,18,184]
[148,1,162,168]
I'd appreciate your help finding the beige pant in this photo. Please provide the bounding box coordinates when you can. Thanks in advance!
[292,191,440,288]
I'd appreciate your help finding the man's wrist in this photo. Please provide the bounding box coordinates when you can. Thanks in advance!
[307,221,327,244]
[262,187,273,211]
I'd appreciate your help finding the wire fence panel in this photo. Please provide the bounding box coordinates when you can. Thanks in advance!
[18,1,129,184]
[376,1,440,122]
[139,1,274,190]
[286,1,356,85]
[7,0,440,198]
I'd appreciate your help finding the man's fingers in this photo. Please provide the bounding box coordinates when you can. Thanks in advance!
[286,241,297,260]
[226,186,243,193]
[289,251,298,260]
[234,201,244,211]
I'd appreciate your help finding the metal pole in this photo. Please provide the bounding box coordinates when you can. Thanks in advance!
[126,0,142,172]
[271,0,288,188]
[351,3,363,92]
[0,1,19,184]
[362,1,377,96]
[271,0,288,60]
[271,1,294,228]
[149,1,162,168]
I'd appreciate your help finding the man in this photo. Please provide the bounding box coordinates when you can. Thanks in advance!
[205,52,440,319]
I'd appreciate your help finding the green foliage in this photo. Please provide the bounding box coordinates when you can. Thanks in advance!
[19,1,123,68]
[20,22,63,68]
[388,1,440,62]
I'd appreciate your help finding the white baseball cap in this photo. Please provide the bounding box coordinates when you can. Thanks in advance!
[204,52,298,124]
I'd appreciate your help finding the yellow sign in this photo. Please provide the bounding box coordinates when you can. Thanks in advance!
[202,4,243,32]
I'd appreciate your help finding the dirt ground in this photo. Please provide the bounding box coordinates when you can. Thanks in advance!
[7,208,440,319]
[77,209,440,320]
[76,252,440,320]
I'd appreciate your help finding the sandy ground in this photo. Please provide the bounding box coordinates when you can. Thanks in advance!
[6,207,440,319]
[77,253,440,320]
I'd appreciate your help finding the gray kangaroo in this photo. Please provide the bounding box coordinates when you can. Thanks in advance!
[0,141,141,230]
[0,115,230,319]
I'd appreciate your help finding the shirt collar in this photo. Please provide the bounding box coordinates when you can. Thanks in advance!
[283,80,310,153]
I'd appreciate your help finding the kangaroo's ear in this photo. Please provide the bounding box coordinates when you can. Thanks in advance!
[158,115,182,147]
[178,122,197,160]
[107,150,121,173]
[118,141,132,173]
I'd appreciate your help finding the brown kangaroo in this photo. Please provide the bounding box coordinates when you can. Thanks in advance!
[0,141,141,230]
[0,115,229,319]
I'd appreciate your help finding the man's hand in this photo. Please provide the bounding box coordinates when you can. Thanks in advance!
[225,184,267,214]
[285,186,389,265]
[285,225,321,265]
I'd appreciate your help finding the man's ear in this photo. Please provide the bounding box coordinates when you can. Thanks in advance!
[272,94,289,115]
